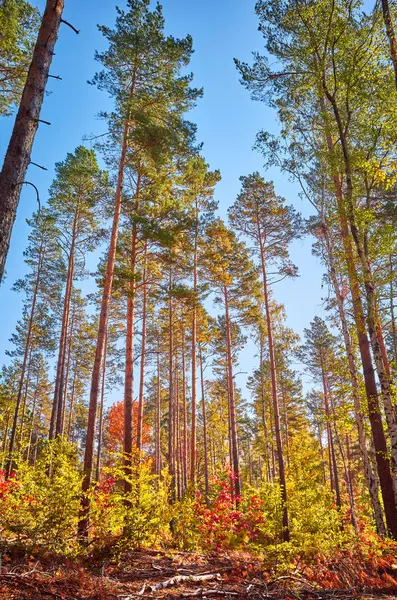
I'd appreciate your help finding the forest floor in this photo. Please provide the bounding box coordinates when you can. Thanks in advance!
[0,548,397,600]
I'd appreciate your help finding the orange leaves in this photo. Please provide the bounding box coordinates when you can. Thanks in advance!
[104,400,151,456]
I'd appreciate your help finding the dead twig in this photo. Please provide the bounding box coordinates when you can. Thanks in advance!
[268,574,318,589]
[60,18,80,34]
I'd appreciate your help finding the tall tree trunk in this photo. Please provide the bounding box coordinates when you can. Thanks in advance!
[389,255,397,365]
[124,221,138,495]
[321,364,341,509]
[26,372,40,463]
[327,93,397,505]
[199,347,210,506]
[137,240,147,453]
[79,113,131,539]
[258,232,290,542]
[51,212,78,439]
[321,97,397,537]
[190,200,198,484]
[224,286,241,500]
[18,345,33,447]
[259,337,272,482]
[168,268,176,501]
[175,365,181,500]
[61,304,75,433]
[181,325,188,493]
[0,0,64,282]
[95,329,108,483]
[2,408,11,464]
[155,345,162,477]
[6,244,43,477]
[322,221,385,534]
[381,0,397,90]
[66,366,77,442]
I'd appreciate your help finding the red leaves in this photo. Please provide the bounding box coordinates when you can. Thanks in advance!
[193,475,266,551]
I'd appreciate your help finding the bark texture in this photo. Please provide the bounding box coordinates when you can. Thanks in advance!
[0,0,64,282]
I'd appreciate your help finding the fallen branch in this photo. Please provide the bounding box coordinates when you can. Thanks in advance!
[141,572,222,593]
[268,574,317,588]
[180,589,239,598]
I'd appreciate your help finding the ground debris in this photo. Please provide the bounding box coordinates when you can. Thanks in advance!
[0,550,396,600]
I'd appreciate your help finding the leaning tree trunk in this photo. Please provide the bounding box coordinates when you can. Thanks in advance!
[326,92,397,501]
[322,221,385,534]
[321,94,397,538]
[0,0,64,283]
[381,0,397,90]
[258,232,290,542]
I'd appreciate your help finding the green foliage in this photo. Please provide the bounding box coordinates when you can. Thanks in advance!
[89,459,172,554]
[0,0,40,115]
[0,438,81,555]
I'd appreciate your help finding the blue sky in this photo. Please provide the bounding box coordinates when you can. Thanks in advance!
[0,0,326,395]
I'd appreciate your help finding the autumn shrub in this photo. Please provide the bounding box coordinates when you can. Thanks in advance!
[90,458,172,553]
[174,474,279,552]
[0,438,81,555]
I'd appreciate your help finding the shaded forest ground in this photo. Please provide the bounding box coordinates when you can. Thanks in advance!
[1,547,397,599]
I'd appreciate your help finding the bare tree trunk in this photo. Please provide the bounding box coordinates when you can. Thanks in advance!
[181,324,188,493]
[137,240,147,453]
[389,255,397,365]
[168,268,176,501]
[190,200,198,484]
[26,372,40,463]
[0,0,64,282]
[124,221,138,495]
[258,235,290,542]
[175,365,181,500]
[318,422,327,485]
[95,329,108,483]
[67,366,77,441]
[61,304,75,433]
[51,214,78,439]
[259,338,272,483]
[155,345,162,477]
[18,345,33,447]
[79,113,131,540]
[6,245,43,477]
[199,347,210,506]
[321,367,341,512]
[224,286,241,500]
